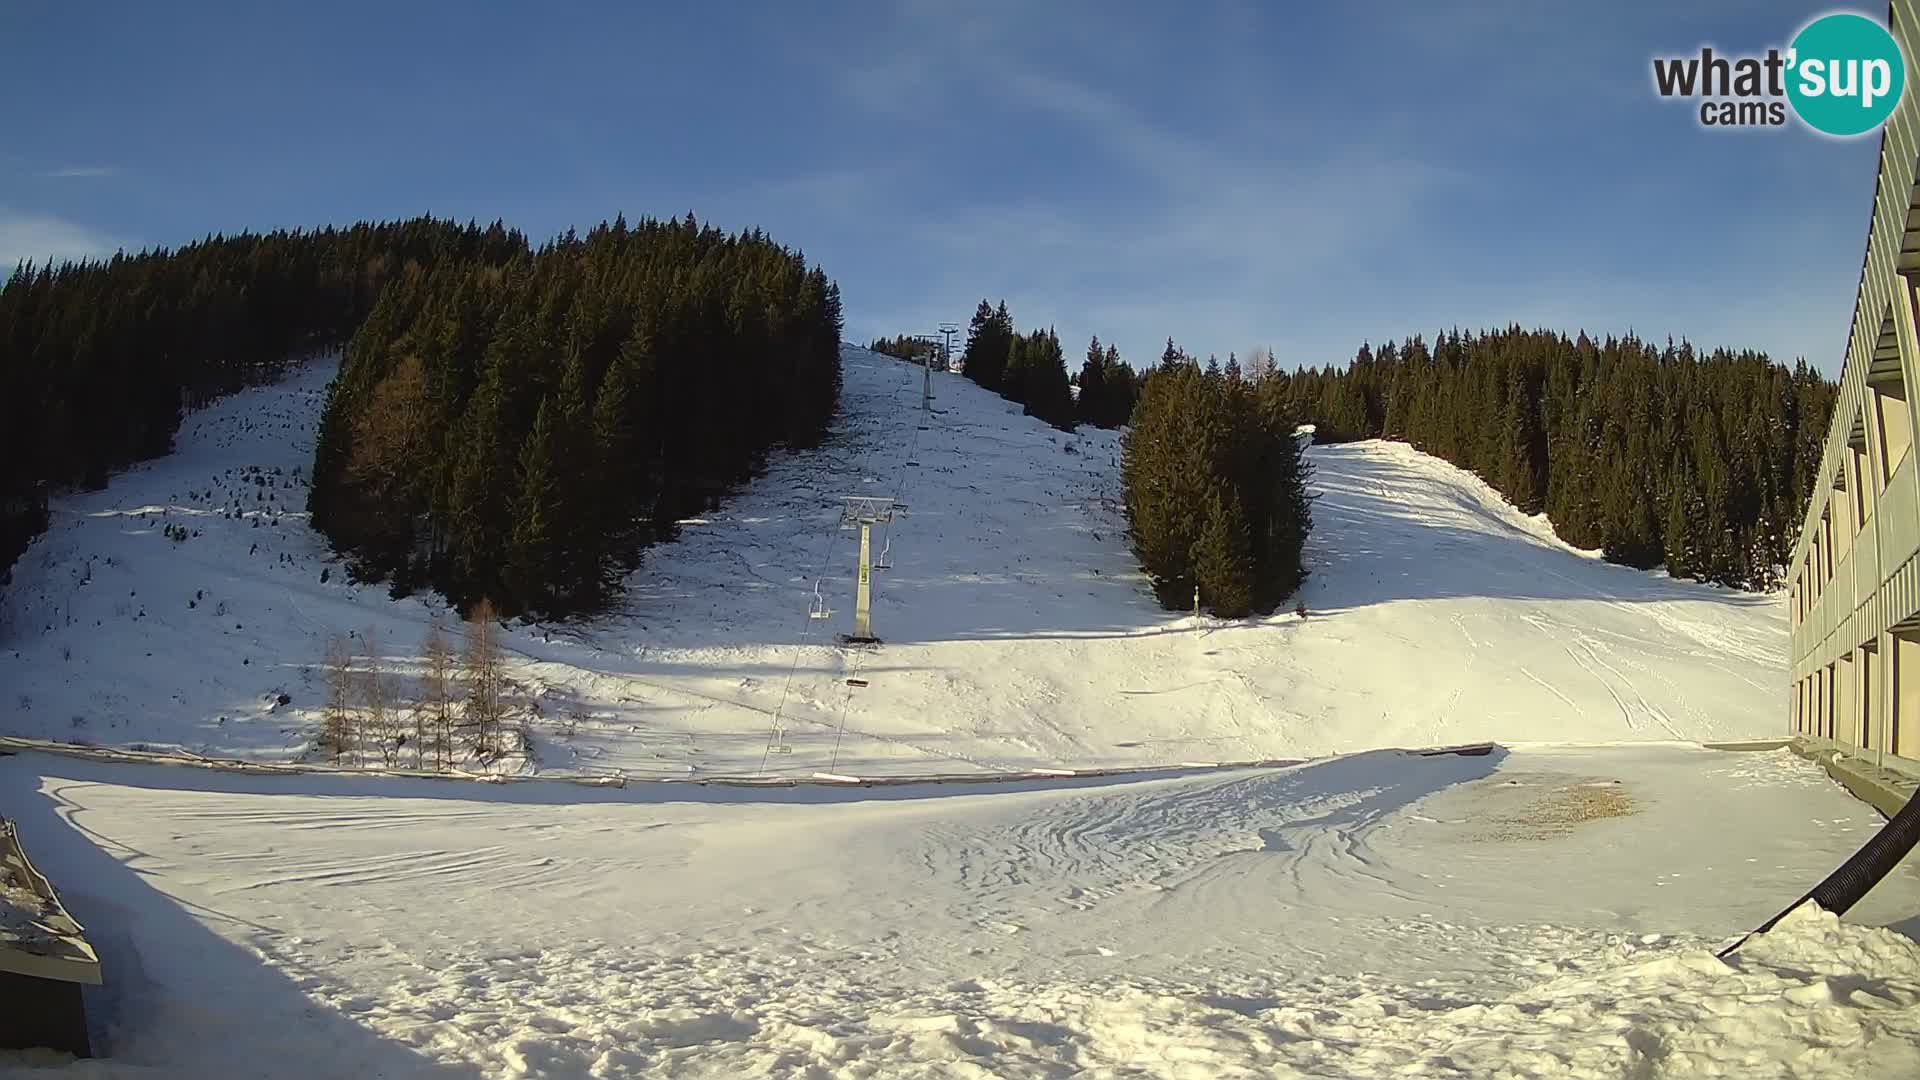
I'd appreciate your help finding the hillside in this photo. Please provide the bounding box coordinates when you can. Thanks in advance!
[0,346,1785,776]
[5,347,1914,1080]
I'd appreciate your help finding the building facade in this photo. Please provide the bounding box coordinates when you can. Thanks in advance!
[1788,1,1920,772]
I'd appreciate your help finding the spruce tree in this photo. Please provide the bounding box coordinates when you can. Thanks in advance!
[550,348,595,603]
[1003,332,1030,403]
[1663,478,1691,577]
[506,398,563,613]
[1022,329,1075,430]
[1161,337,1184,371]
[961,299,1013,391]
[1194,489,1256,618]
[592,328,650,572]
[1079,336,1108,426]
[1102,344,1135,427]
[1124,367,1207,606]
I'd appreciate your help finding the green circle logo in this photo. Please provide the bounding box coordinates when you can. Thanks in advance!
[1787,13,1907,136]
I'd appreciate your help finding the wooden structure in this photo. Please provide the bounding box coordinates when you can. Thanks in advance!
[1,818,99,1057]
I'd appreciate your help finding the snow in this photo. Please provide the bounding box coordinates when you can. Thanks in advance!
[2,346,1911,1076]
[1,743,1915,1076]
[0,346,1788,778]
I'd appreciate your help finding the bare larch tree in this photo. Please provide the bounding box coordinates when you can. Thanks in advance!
[322,633,355,763]
[420,615,457,771]
[462,598,505,764]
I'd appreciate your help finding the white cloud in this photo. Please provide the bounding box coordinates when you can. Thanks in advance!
[0,211,116,270]
[40,165,119,179]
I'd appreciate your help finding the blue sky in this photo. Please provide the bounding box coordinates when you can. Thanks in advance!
[0,1,1884,373]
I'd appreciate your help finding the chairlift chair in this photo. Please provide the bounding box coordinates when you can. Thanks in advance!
[809,579,833,620]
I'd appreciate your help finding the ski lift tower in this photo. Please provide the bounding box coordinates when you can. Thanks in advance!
[938,322,960,373]
[918,334,938,411]
[839,495,899,643]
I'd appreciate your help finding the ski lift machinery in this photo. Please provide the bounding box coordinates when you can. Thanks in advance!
[839,495,902,643]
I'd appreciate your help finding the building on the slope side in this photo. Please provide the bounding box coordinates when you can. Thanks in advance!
[1788,1,1920,774]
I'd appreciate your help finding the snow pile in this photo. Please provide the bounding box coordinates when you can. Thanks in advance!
[1248,904,1915,1077]
[591,909,1920,1079]
[226,924,1920,1079]
[0,347,1790,776]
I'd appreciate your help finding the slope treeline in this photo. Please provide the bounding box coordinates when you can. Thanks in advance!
[308,214,843,617]
[867,334,938,363]
[1076,334,1141,429]
[959,300,1141,430]
[1123,345,1312,617]
[1263,328,1836,589]
[0,218,528,585]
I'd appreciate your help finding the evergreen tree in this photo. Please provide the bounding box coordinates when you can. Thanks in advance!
[1664,473,1693,577]
[960,299,1013,391]
[1102,344,1137,428]
[592,326,652,573]
[1079,335,1108,426]
[1123,363,1311,613]
[506,398,564,611]
[1002,331,1031,403]
[1193,489,1256,618]
[1021,328,1075,430]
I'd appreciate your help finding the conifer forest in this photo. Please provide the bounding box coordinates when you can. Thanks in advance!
[1,215,844,617]
[1260,329,1835,591]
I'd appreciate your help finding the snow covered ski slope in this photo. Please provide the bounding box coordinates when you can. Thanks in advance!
[2,743,1915,1076]
[0,346,1787,776]
[1,346,1913,1079]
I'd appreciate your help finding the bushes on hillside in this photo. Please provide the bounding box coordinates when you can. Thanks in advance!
[1123,355,1311,617]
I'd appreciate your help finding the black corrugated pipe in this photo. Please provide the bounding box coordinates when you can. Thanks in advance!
[1719,785,1920,958]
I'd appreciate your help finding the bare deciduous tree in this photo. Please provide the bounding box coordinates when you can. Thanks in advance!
[1244,346,1275,383]
[420,616,457,771]
[322,633,355,763]
[462,598,505,764]
[361,625,403,768]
